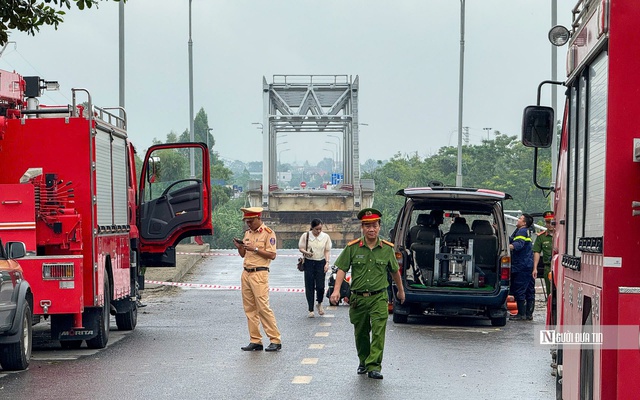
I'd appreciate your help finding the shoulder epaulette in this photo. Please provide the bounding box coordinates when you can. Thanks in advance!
[263,226,273,233]
[347,238,360,246]
[381,239,394,247]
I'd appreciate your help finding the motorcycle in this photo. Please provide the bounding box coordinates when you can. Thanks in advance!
[326,265,351,305]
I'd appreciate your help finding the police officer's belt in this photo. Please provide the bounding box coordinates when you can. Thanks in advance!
[244,267,270,272]
[351,289,384,297]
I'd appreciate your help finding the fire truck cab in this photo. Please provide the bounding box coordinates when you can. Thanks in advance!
[0,69,212,349]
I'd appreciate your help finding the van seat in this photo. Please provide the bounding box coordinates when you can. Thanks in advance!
[472,220,498,271]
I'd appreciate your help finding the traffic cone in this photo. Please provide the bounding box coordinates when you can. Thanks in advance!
[507,295,518,316]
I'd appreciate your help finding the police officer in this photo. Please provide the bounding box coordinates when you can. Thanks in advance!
[330,208,405,379]
[233,207,282,352]
[533,211,555,298]
[508,213,535,321]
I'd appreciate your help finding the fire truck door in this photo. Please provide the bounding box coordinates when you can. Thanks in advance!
[138,143,212,256]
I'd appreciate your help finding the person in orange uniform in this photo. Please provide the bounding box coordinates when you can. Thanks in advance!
[233,207,282,352]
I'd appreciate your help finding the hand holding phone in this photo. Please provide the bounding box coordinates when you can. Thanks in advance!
[233,237,243,245]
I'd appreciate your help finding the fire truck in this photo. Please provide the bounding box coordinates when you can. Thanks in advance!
[522,1,640,399]
[0,69,212,349]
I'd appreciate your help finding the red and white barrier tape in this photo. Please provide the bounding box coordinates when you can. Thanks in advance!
[176,252,300,257]
[144,279,305,292]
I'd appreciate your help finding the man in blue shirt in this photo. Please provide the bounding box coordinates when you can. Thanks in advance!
[509,213,534,321]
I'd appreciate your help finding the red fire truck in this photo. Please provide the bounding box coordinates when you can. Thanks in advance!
[522,1,640,399]
[0,69,212,349]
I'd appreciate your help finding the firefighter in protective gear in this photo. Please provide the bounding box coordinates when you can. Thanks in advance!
[509,213,535,321]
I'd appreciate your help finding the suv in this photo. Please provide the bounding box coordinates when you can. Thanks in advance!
[0,239,32,370]
[390,185,512,326]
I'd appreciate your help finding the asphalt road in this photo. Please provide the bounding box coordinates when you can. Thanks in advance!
[0,249,555,400]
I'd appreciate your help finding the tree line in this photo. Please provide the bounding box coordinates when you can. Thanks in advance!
[149,109,552,249]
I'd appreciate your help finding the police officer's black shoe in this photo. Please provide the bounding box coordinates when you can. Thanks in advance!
[264,343,282,352]
[241,343,263,351]
[509,314,526,321]
[368,371,383,379]
[357,365,366,375]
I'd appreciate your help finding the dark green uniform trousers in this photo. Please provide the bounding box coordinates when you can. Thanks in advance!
[349,292,389,372]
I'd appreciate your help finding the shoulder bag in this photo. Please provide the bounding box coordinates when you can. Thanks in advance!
[297,232,309,272]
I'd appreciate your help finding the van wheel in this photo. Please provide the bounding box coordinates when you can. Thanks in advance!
[0,302,32,371]
[392,311,408,324]
[87,276,110,349]
[491,316,507,326]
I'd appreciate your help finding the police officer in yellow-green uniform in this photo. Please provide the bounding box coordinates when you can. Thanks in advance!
[233,207,282,352]
[330,208,405,380]
[533,211,555,296]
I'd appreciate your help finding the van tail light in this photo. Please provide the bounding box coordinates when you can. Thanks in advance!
[395,251,403,274]
[500,256,511,281]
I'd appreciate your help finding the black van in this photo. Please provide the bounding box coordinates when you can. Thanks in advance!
[390,185,512,326]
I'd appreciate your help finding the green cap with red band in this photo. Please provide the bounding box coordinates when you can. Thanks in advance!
[357,208,382,222]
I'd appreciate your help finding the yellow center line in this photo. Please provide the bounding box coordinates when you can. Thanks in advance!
[292,376,313,384]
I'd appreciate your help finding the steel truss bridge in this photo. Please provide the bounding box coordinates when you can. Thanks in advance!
[247,75,374,247]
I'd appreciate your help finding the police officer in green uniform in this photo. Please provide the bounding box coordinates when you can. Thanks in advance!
[330,208,405,380]
[533,211,555,296]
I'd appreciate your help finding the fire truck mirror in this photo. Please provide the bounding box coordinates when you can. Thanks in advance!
[521,105,554,148]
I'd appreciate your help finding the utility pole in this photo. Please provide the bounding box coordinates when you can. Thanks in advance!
[483,127,492,141]
[456,0,466,187]
[118,2,125,115]
[188,0,195,178]
[551,0,558,188]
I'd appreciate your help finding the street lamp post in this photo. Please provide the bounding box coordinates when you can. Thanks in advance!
[278,148,290,161]
[551,0,558,187]
[327,134,342,172]
[322,148,335,173]
[325,141,338,171]
[118,2,124,114]
[188,0,195,178]
[456,0,466,187]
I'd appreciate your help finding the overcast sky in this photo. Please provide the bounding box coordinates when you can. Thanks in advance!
[1,0,573,165]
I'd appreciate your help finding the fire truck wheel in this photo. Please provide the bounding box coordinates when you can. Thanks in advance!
[86,276,111,349]
[115,302,138,331]
[60,340,83,349]
[0,302,32,371]
[555,348,563,400]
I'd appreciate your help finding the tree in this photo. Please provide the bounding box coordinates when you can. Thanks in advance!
[0,0,124,45]
[362,134,552,233]
[209,197,245,249]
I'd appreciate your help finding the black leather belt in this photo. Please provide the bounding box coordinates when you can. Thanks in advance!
[244,267,270,272]
[351,289,384,297]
